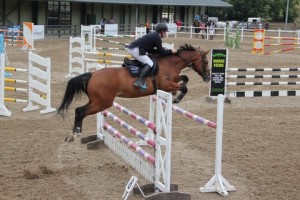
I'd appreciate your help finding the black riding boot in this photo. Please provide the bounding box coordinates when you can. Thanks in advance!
[133,64,152,90]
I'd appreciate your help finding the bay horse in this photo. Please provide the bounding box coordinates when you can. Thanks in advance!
[58,44,210,140]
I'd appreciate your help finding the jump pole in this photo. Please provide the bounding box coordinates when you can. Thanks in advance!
[0,35,12,116]
[0,54,12,116]
[264,46,300,55]
[81,90,192,199]
[150,93,234,196]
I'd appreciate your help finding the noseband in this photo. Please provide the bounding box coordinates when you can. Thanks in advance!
[176,51,210,78]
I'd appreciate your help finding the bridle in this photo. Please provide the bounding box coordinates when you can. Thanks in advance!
[176,51,210,79]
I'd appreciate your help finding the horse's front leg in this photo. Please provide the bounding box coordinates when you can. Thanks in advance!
[172,75,189,103]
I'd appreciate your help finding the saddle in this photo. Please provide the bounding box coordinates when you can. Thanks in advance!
[122,57,159,77]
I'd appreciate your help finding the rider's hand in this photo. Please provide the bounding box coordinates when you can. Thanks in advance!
[172,49,177,54]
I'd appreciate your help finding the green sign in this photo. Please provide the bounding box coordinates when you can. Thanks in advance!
[209,49,228,97]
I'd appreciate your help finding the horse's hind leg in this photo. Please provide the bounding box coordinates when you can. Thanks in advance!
[73,102,91,134]
[65,99,112,142]
[65,102,91,142]
[173,75,189,103]
[73,100,109,133]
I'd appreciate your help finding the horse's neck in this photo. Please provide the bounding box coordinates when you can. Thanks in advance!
[165,54,189,72]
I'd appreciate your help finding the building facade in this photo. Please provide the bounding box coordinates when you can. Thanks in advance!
[0,0,231,29]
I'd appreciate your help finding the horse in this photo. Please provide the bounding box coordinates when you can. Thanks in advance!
[57,44,210,141]
[216,21,239,29]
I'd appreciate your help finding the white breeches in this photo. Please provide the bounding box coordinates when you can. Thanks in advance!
[127,47,154,67]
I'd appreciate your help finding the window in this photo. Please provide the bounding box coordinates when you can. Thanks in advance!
[161,6,175,23]
[47,2,71,25]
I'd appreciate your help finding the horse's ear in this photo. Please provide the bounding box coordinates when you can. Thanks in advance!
[203,49,210,55]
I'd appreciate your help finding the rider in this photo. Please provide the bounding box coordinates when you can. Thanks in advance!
[127,23,177,90]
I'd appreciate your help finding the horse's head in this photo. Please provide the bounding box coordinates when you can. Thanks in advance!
[177,44,211,82]
[196,47,211,82]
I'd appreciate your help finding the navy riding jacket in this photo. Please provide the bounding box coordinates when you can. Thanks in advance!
[128,32,172,56]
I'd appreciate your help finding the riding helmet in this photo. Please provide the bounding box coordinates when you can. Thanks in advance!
[156,23,169,32]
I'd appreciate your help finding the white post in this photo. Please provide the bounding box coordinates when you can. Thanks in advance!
[206,26,209,40]
[96,112,105,140]
[241,28,244,42]
[155,90,172,192]
[136,95,155,146]
[93,25,96,52]
[200,94,235,196]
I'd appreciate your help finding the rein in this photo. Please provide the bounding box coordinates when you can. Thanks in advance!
[174,51,211,79]
[176,52,195,69]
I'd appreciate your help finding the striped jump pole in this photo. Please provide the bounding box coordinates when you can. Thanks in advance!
[263,35,300,55]
[151,95,217,129]
[264,46,300,55]
[85,51,132,58]
[4,78,28,83]
[151,93,234,196]
[0,64,29,116]
[0,53,12,116]
[0,51,56,117]
[97,34,136,38]
[93,34,133,51]
[227,90,300,98]
[225,67,300,98]
[253,29,300,55]
[86,90,174,197]
[4,86,28,92]
[227,75,300,78]
[5,66,28,72]
[112,102,156,131]
[264,42,299,46]
[96,38,129,46]
[103,122,155,164]
[4,97,28,103]
[226,81,300,86]
[103,110,156,148]
[3,68,29,104]
[228,67,300,72]
[97,47,127,50]
[265,36,300,41]
[84,58,123,65]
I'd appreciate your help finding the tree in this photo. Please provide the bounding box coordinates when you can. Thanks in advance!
[208,0,299,22]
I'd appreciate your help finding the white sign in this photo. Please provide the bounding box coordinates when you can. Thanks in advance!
[104,24,118,36]
[166,23,177,35]
[208,17,219,23]
[34,25,45,40]
[122,176,137,200]
[121,176,145,200]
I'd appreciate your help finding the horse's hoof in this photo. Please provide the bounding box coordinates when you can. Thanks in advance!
[73,127,81,134]
[65,134,74,142]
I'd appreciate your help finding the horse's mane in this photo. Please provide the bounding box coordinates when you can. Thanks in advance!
[153,43,197,60]
[177,43,197,53]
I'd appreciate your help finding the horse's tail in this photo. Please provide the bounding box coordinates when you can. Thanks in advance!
[57,72,92,117]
